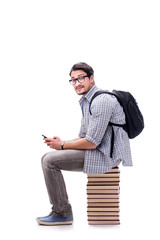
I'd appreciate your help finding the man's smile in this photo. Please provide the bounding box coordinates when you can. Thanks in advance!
[76,85,84,91]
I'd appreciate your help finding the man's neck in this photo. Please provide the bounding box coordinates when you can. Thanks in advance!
[83,84,95,97]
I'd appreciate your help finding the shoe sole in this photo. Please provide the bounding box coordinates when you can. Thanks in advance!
[36,218,73,226]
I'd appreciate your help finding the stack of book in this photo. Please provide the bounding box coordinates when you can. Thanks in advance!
[87,167,120,225]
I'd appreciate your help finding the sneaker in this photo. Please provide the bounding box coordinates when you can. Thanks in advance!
[36,214,73,226]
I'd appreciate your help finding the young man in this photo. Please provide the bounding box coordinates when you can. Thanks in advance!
[36,62,132,226]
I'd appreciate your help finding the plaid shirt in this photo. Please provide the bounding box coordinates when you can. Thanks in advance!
[79,85,132,174]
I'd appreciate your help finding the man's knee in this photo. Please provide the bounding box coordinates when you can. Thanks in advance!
[41,151,58,169]
[41,152,48,166]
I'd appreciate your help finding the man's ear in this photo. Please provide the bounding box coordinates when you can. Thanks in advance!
[90,75,94,83]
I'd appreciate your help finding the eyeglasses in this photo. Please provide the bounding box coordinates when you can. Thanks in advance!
[69,75,88,85]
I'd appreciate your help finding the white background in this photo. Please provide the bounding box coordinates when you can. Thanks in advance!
[0,0,160,239]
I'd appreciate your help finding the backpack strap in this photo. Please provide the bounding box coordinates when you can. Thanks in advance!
[108,122,126,158]
[110,125,114,158]
[89,90,109,115]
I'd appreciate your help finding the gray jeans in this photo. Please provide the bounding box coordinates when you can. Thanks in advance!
[41,149,85,217]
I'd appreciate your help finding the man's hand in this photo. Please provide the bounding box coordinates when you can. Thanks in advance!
[44,136,62,150]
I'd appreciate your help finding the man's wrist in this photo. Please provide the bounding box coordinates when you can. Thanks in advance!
[61,141,65,150]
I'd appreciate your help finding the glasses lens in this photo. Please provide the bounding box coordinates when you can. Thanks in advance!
[78,76,85,83]
[69,80,75,85]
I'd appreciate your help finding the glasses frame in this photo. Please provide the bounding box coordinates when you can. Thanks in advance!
[69,75,88,85]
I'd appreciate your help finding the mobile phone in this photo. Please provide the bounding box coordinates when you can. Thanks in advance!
[42,134,47,138]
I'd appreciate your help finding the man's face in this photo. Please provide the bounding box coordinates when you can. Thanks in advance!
[70,70,95,96]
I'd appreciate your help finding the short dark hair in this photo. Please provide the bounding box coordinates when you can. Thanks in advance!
[69,62,94,77]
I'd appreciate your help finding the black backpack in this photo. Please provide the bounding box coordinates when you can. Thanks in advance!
[89,90,144,157]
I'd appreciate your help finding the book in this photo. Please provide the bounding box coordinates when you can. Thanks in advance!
[88,220,120,225]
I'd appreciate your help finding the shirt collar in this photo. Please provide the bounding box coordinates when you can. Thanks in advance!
[79,85,99,104]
